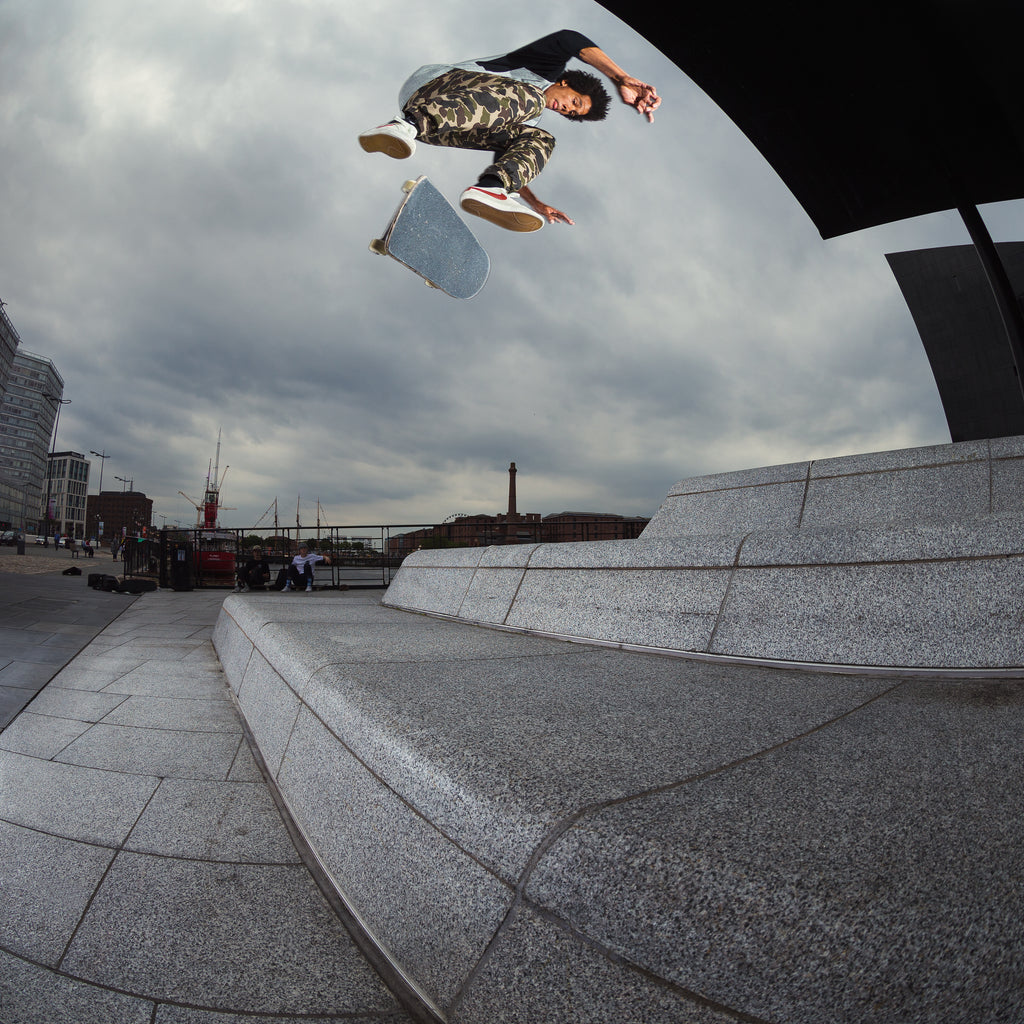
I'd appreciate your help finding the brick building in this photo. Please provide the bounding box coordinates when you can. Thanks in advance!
[541,511,649,543]
[86,490,153,544]
[389,463,650,554]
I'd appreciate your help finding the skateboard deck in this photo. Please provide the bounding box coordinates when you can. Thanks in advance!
[370,176,489,299]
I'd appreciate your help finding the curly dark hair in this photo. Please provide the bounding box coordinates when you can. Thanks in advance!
[559,69,610,122]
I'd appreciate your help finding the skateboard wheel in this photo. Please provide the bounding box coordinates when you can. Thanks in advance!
[402,179,417,193]
[425,280,439,289]
[369,239,386,254]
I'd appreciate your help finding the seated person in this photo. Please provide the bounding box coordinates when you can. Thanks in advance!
[235,546,272,592]
[284,543,330,593]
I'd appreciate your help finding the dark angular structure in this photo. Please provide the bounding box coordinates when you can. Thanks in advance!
[887,242,1024,441]
[597,0,1024,433]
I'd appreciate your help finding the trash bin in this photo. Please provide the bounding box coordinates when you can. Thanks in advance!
[169,542,193,591]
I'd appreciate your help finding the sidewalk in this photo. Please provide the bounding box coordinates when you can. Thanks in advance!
[0,576,412,1023]
[0,568,138,729]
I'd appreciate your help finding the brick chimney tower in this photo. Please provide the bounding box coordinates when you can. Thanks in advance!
[508,462,517,519]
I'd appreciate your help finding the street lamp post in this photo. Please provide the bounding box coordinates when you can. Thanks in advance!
[42,394,70,542]
[90,449,110,540]
[114,475,134,543]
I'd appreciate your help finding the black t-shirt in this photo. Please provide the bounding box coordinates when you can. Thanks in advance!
[478,30,597,82]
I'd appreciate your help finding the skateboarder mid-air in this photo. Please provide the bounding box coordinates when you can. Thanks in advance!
[359,29,660,232]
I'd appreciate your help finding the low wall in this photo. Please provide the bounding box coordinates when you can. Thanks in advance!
[384,436,1024,671]
[211,437,1024,1022]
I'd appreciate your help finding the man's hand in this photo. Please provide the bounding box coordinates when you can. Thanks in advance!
[578,46,661,123]
[520,186,574,225]
[618,76,661,122]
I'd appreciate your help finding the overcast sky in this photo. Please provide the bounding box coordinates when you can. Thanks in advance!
[2,0,1022,532]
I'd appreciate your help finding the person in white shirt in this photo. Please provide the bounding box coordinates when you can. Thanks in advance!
[284,543,330,593]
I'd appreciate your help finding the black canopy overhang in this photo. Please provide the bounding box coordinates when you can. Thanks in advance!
[596,0,1024,402]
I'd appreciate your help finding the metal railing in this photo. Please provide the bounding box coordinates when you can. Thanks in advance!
[121,525,439,590]
[116,518,649,590]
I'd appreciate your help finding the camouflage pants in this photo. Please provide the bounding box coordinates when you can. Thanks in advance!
[402,69,555,192]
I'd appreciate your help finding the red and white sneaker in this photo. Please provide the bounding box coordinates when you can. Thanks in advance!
[358,119,417,159]
[459,186,544,232]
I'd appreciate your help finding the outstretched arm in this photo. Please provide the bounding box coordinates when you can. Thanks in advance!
[520,186,574,226]
[578,45,661,122]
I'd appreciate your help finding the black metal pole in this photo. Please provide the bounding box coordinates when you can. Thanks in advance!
[959,203,1024,403]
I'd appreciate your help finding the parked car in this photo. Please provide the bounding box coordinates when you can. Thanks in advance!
[0,530,19,546]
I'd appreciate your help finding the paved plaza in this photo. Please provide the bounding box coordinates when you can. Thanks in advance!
[2,534,1021,1022]
[0,561,412,1023]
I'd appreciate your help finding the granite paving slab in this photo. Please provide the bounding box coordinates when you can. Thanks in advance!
[0,683,40,730]
[503,567,728,648]
[277,705,513,1011]
[0,820,115,963]
[451,904,738,1024]
[801,458,990,526]
[0,642,77,666]
[94,639,207,661]
[712,557,1024,667]
[60,851,399,1016]
[124,778,300,863]
[235,647,303,775]
[153,1008,401,1024]
[524,677,1024,1024]
[0,950,153,1024]
[225,737,263,782]
[0,748,158,844]
[99,694,241,732]
[250,608,579,680]
[295,643,891,880]
[54,723,243,778]
[100,663,232,698]
[0,710,92,758]
[45,663,137,692]
[24,686,129,721]
[644,477,809,535]
[52,652,148,677]
[0,663,54,689]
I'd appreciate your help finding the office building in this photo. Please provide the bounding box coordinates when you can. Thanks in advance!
[46,450,91,540]
[0,302,23,528]
[0,350,63,534]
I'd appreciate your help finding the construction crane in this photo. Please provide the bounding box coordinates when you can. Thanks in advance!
[179,429,235,528]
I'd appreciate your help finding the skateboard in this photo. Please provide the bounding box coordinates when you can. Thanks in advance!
[370,176,489,299]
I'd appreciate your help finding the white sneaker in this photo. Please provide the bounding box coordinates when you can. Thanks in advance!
[306,585,313,593]
[459,185,544,232]
[359,119,417,159]
[283,582,293,591]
